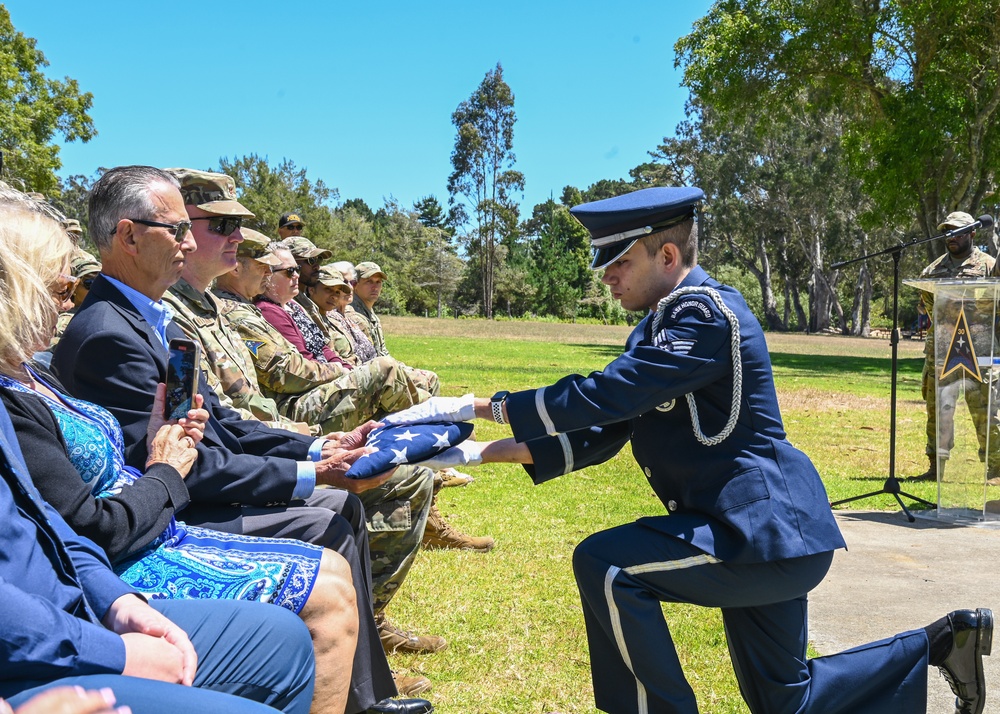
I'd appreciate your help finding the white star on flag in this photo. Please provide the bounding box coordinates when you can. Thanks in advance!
[394,429,418,442]
[432,431,452,448]
[390,447,409,465]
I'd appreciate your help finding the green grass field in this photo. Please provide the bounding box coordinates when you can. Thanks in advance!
[378,318,935,713]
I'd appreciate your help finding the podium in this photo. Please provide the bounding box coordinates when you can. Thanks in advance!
[904,278,1000,525]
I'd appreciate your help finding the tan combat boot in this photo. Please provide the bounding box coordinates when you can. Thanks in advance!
[376,611,448,655]
[422,503,494,552]
[909,455,937,482]
[393,671,432,696]
[437,467,475,488]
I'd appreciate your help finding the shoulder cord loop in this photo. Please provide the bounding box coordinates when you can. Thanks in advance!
[651,286,743,446]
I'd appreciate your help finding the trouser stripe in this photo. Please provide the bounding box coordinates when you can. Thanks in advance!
[603,553,722,714]
[604,565,647,714]
[536,387,557,435]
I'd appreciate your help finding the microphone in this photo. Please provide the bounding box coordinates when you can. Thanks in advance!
[943,214,994,238]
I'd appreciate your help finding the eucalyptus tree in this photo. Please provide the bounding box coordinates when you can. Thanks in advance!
[447,62,524,318]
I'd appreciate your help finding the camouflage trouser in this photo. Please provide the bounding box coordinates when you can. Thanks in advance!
[923,361,1000,460]
[357,464,434,614]
[282,356,426,433]
[402,365,440,400]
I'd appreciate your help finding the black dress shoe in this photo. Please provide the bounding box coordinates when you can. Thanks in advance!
[367,697,434,714]
[938,608,993,714]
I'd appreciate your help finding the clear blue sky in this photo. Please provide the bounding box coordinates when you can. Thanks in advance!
[6,0,711,219]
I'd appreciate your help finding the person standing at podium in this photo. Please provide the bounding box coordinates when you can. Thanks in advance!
[910,211,998,481]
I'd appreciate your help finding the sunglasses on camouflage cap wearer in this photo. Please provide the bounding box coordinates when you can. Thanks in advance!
[190,216,242,236]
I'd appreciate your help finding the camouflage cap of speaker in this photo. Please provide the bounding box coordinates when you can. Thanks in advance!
[164,168,255,218]
[238,228,283,266]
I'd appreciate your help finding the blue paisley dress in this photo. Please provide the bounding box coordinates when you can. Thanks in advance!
[0,367,322,613]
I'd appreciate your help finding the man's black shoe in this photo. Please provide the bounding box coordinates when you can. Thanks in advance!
[367,697,434,714]
[938,608,993,714]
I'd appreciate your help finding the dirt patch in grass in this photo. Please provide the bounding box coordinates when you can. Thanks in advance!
[777,386,888,412]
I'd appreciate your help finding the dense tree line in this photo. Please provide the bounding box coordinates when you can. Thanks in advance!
[7,2,1000,330]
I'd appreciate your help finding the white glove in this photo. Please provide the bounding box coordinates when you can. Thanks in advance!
[413,440,486,471]
[381,394,476,426]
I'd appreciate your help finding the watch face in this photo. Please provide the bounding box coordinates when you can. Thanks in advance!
[492,390,510,402]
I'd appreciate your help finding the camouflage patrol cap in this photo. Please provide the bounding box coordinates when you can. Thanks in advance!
[355,261,386,280]
[62,218,83,237]
[315,265,350,288]
[164,168,255,218]
[238,228,282,266]
[285,235,332,261]
[938,211,976,230]
[70,248,101,279]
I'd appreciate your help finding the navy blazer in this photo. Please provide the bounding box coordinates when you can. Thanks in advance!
[509,266,846,564]
[52,275,316,532]
[0,398,134,692]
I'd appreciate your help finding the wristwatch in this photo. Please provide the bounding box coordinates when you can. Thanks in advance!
[490,390,510,425]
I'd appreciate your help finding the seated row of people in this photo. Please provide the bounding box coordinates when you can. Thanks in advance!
[0,171,439,714]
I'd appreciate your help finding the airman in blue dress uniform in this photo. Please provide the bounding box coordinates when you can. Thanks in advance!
[385,186,993,714]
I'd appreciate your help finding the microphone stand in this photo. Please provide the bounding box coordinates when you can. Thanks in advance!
[827,228,971,521]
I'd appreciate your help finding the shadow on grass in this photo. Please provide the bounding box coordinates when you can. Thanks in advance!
[770,352,924,379]
[572,347,928,379]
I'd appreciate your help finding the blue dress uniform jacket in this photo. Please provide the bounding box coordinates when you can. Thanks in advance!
[507,266,846,563]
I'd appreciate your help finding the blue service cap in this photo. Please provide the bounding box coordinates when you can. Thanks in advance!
[571,187,705,269]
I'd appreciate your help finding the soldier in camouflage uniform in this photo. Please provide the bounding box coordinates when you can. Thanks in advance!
[285,235,332,307]
[911,211,1000,480]
[347,261,441,397]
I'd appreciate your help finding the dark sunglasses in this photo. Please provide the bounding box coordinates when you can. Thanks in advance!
[119,218,192,242]
[285,223,304,231]
[272,266,301,277]
[81,277,96,290]
[190,216,242,236]
[298,256,322,267]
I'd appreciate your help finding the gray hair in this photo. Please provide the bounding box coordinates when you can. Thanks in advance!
[329,260,355,281]
[88,166,180,252]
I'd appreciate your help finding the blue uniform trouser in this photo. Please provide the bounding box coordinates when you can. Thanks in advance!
[4,599,316,714]
[573,518,929,714]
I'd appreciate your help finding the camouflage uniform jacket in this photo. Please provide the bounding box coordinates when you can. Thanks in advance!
[213,289,348,408]
[164,280,298,430]
[919,247,996,358]
[48,309,77,350]
[349,296,388,356]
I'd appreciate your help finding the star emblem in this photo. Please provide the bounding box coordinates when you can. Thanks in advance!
[390,447,409,465]
[394,429,418,442]
[432,431,452,448]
